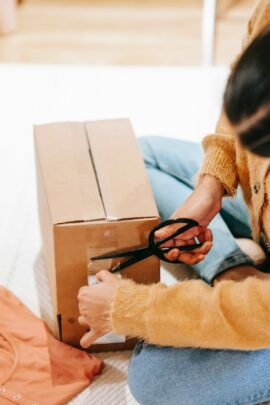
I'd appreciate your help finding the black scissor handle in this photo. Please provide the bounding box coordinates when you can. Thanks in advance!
[149,218,202,263]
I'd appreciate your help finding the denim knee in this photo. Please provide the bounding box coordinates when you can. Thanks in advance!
[128,343,270,405]
[138,136,157,168]
[128,344,159,405]
[128,342,189,405]
[128,344,203,405]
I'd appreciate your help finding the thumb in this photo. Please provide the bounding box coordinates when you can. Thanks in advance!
[155,224,178,239]
[80,329,98,348]
[78,315,88,328]
[96,269,115,283]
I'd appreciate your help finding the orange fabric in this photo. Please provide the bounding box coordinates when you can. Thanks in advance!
[0,287,103,405]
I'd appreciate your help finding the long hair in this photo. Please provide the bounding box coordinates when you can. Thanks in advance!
[224,25,270,157]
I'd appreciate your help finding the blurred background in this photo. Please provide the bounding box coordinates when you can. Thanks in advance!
[0,0,254,66]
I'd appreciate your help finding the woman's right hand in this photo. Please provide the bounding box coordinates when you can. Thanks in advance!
[155,175,224,265]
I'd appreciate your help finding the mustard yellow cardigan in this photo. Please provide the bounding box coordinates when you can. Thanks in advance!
[110,0,270,351]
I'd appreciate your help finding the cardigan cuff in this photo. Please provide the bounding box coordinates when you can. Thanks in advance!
[111,279,165,339]
[111,279,150,338]
[197,134,238,196]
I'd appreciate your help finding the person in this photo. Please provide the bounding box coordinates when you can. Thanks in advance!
[78,1,270,404]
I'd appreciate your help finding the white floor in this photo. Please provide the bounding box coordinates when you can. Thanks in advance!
[0,64,229,404]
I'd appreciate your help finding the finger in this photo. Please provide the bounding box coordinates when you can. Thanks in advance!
[165,248,180,261]
[159,239,175,248]
[189,230,207,244]
[176,251,193,263]
[196,227,212,242]
[182,241,213,255]
[96,270,116,282]
[155,224,182,240]
[164,246,206,264]
[196,241,212,254]
[165,241,212,259]
[205,228,213,242]
[156,225,205,247]
[178,252,205,265]
[80,330,99,349]
[165,247,206,263]
[174,228,212,246]
[174,238,194,247]
[78,315,89,327]
[161,236,199,249]
[173,226,206,241]
[77,285,91,301]
[164,246,189,261]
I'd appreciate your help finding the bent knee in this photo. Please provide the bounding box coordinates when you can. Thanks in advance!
[128,353,159,405]
[128,343,186,405]
[138,136,159,167]
[128,345,259,405]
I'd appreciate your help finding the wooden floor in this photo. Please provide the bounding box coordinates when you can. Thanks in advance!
[0,0,255,65]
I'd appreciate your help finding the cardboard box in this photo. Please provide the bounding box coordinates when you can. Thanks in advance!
[34,119,160,351]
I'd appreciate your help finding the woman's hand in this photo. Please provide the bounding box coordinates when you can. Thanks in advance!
[155,175,224,265]
[77,270,121,348]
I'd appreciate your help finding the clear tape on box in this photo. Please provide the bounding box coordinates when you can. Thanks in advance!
[87,248,125,344]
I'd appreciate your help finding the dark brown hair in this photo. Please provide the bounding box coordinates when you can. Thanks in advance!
[224,25,270,157]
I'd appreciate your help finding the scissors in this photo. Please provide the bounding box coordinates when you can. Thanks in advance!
[91,218,203,273]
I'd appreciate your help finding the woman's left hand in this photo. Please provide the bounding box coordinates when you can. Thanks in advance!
[77,270,121,348]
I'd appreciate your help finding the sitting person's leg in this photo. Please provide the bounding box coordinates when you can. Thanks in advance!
[128,341,270,405]
[139,136,255,283]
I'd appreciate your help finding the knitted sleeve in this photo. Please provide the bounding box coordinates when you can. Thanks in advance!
[111,277,270,350]
[198,111,238,196]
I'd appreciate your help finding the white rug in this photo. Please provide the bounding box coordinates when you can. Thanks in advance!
[0,64,229,404]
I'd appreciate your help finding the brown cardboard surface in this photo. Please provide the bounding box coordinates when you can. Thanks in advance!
[34,122,105,224]
[35,118,160,351]
[34,147,58,332]
[54,218,159,347]
[86,119,159,220]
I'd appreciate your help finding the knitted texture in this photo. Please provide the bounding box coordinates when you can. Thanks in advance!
[112,277,270,350]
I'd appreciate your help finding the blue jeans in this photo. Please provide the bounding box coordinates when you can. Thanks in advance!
[128,137,270,405]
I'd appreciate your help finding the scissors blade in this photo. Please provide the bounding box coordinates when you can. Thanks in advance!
[91,246,149,261]
[110,248,152,273]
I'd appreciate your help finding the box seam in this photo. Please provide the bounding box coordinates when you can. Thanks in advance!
[84,122,107,218]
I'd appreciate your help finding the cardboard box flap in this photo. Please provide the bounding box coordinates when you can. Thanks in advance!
[86,119,159,220]
[34,122,105,224]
